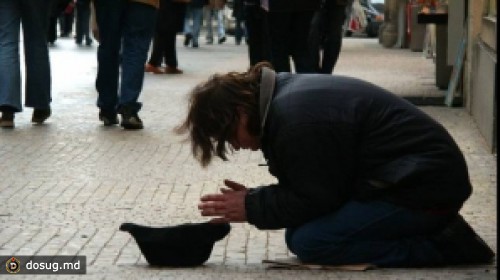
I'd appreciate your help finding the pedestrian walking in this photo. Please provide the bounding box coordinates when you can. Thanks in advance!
[75,0,93,46]
[265,0,321,73]
[204,0,226,44]
[145,0,187,74]
[93,0,159,129]
[0,0,52,128]
[183,0,206,48]
[309,0,353,74]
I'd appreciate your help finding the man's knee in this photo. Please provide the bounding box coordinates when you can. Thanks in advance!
[285,227,344,263]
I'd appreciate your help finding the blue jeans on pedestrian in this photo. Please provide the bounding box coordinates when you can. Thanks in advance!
[285,200,452,267]
[184,5,203,45]
[94,0,156,114]
[205,8,225,40]
[0,0,51,113]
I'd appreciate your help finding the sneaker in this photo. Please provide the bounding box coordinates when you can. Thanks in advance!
[430,215,495,265]
[184,33,192,47]
[119,108,143,130]
[218,36,226,44]
[32,108,51,124]
[99,110,119,126]
[0,111,14,128]
[145,63,165,74]
[164,66,183,74]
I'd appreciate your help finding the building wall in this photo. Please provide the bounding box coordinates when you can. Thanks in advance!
[466,0,497,152]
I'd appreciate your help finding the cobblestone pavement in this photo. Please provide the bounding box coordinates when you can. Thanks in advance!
[0,35,496,279]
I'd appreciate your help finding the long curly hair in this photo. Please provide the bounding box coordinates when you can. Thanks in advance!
[175,62,273,167]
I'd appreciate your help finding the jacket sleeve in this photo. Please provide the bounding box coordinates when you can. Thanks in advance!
[245,123,357,229]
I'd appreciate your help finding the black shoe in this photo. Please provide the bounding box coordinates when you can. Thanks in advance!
[218,36,226,44]
[184,33,192,47]
[430,215,495,265]
[0,111,15,128]
[85,39,92,46]
[192,42,199,48]
[119,108,143,130]
[32,108,51,124]
[99,111,118,126]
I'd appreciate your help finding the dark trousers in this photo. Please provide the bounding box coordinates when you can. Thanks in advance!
[309,2,347,74]
[94,0,157,113]
[244,5,271,66]
[285,200,453,267]
[75,0,92,44]
[267,10,315,73]
[148,28,178,68]
[58,10,74,36]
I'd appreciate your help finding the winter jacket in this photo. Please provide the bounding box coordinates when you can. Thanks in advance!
[245,69,472,230]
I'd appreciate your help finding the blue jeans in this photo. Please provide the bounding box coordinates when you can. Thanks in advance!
[285,200,452,267]
[183,5,203,45]
[0,0,51,112]
[94,0,156,114]
[204,8,225,40]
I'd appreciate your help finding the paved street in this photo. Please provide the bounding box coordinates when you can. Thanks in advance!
[0,35,496,279]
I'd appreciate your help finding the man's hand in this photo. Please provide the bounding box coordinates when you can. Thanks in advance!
[198,180,249,223]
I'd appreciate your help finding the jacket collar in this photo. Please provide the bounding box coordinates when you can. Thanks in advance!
[259,67,276,136]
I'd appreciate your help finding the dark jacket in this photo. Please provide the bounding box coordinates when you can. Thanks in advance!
[245,71,472,230]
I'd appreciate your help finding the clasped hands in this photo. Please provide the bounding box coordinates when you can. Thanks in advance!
[198,179,248,223]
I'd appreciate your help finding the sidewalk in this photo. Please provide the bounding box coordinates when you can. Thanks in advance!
[0,36,496,279]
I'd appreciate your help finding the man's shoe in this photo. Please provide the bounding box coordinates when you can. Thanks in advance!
[164,66,183,74]
[218,36,226,44]
[184,33,192,47]
[192,42,199,48]
[145,63,165,74]
[0,111,14,128]
[120,109,143,130]
[430,215,495,265]
[99,111,119,126]
[32,108,51,124]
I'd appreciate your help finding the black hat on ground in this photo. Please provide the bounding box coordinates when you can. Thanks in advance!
[119,222,231,267]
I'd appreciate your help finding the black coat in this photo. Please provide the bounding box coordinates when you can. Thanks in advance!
[245,72,472,230]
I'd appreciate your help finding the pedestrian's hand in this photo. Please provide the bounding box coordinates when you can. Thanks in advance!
[198,180,249,223]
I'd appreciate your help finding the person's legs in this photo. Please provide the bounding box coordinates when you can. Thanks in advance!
[190,6,203,47]
[308,9,324,73]
[148,31,166,68]
[94,0,123,121]
[75,0,92,45]
[164,28,179,70]
[20,0,52,116]
[289,10,315,73]
[204,7,213,43]
[118,2,156,128]
[183,6,193,46]
[244,5,271,66]
[285,200,452,267]
[320,3,347,74]
[267,11,292,72]
[0,0,22,115]
[215,9,225,43]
